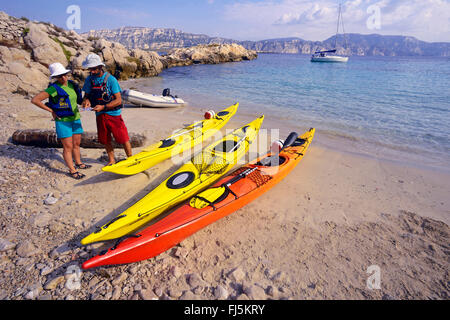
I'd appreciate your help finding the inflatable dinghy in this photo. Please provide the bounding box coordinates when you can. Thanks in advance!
[122,88,186,108]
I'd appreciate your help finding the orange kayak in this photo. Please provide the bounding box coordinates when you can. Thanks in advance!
[82,128,315,269]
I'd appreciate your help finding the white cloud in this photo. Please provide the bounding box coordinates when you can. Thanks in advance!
[222,0,450,42]
[274,3,335,25]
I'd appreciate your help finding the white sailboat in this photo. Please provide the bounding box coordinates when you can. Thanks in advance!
[311,3,349,63]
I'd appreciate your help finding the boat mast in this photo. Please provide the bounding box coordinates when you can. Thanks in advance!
[334,3,341,49]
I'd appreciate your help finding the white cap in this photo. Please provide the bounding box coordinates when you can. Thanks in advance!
[82,53,105,69]
[49,62,71,80]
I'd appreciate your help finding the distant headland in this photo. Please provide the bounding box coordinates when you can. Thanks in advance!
[85,27,450,57]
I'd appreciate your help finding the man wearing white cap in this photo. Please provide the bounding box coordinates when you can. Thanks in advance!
[81,53,132,166]
[31,62,91,179]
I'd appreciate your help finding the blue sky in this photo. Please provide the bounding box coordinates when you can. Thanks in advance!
[2,0,449,42]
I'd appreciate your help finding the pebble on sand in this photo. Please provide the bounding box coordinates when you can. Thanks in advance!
[0,239,16,252]
[16,240,41,258]
[43,193,58,205]
[214,285,229,300]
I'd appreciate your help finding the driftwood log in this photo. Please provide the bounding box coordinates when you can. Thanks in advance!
[12,129,146,149]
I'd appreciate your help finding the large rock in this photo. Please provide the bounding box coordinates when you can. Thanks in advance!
[24,22,67,67]
[129,48,164,77]
[163,43,257,68]
[0,46,49,95]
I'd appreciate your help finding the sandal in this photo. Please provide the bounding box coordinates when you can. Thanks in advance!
[69,171,85,180]
[75,163,92,169]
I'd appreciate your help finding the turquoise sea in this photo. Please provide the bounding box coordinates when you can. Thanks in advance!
[123,53,450,171]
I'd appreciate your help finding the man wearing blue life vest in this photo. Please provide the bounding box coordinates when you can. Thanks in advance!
[31,62,91,180]
[81,53,132,166]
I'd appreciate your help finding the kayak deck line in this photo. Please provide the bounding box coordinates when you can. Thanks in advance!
[102,103,239,176]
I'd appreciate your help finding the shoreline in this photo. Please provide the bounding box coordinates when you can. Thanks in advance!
[5,91,450,226]
[0,85,449,300]
[10,87,450,222]
[120,73,450,175]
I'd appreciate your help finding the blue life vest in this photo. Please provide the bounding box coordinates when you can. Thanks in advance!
[46,81,81,118]
[89,72,122,110]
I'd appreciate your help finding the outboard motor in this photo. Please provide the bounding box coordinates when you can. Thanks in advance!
[162,88,171,97]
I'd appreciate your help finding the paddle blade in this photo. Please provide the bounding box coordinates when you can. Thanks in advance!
[281,132,299,149]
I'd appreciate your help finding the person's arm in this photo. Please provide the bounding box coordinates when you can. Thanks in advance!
[92,92,122,112]
[81,77,92,109]
[105,92,122,110]
[31,91,60,120]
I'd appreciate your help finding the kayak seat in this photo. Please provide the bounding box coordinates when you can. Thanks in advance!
[159,139,176,148]
[166,171,195,189]
[257,155,286,167]
[213,140,238,153]
[217,111,229,117]
[291,138,307,147]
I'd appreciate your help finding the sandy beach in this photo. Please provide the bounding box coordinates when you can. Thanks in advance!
[0,88,449,300]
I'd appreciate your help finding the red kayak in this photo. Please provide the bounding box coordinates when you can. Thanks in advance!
[82,128,315,269]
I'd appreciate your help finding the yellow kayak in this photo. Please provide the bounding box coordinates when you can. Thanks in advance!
[81,115,264,244]
[102,103,239,175]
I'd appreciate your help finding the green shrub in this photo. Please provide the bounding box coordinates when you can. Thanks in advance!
[126,56,141,64]
[51,37,72,63]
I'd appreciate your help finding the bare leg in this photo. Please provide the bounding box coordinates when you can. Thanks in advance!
[72,134,82,165]
[122,141,132,158]
[105,142,115,165]
[60,137,76,173]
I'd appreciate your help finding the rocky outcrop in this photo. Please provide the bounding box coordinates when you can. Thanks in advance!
[162,43,257,68]
[0,12,166,96]
[0,12,167,95]
[0,13,50,94]
[0,11,257,97]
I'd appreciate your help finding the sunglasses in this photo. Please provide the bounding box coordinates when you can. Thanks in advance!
[55,73,69,79]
